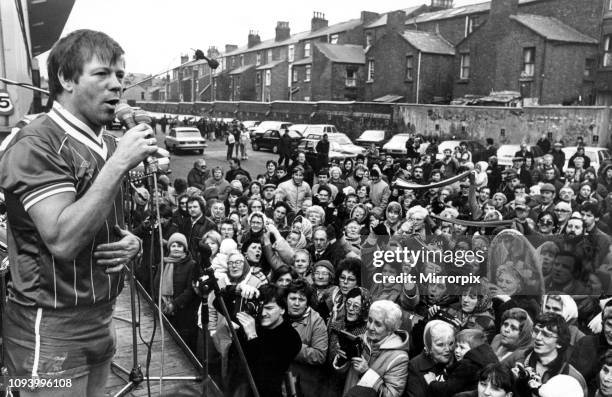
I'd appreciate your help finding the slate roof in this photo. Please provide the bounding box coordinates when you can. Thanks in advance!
[255,59,286,70]
[406,0,540,24]
[400,30,455,55]
[228,64,256,75]
[304,18,363,40]
[293,57,313,66]
[509,14,598,44]
[373,94,404,102]
[314,43,365,64]
[365,5,426,28]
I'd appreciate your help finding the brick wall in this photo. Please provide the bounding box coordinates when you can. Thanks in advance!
[519,0,604,39]
[330,63,365,101]
[139,100,612,148]
[419,53,455,103]
[543,43,597,104]
[271,62,289,100]
[365,32,414,101]
[311,47,332,101]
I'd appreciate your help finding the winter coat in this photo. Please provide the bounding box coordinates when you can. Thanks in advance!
[290,308,329,397]
[180,215,217,260]
[276,180,312,213]
[427,343,499,397]
[405,351,453,397]
[334,331,410,397]
[570,333,612,395]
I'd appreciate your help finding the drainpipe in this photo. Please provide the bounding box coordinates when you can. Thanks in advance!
[0,3,8,127]
[416,51,422,104]
[538,41,547,105]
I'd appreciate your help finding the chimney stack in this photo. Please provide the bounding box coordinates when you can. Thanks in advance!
[429,0,453,11]
[248,30,261,48]
[361,11,379,24]
[311,11,328,31]
[385,10,406,34]
[207,46,220,59]
[275,21,291,42]
[225,44,238,53]
[489,0,519,27]
[180,54,189,64]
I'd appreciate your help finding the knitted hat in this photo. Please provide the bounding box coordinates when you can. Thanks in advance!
[314,260,334,276]
[167,233,188,250]
[219,238,238,255]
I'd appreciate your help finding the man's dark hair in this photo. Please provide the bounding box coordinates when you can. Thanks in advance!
[158,204,173,219]
[486,138,494,145]
[477,364,514,393]
[336,258,362,286]
[174,178,188,194]
[258,284,288,311]
[370,169,380,178]
[48,30,124,100]
[318,185,332,197]
[230,157,241,167]
[579,202,601,218]
[274,201,289,213]
[555,251,582,278]
[286,279,314,306]
[187,196,205,212]
[240,238,262,255]
[317,167,330,177]
[266,160,278,168]
[534,312,571,355]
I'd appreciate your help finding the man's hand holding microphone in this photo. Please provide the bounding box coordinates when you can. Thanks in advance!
[111,103,159,172]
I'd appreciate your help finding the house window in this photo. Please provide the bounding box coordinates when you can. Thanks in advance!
[292,68,298,83]
[406,56,414,81]
[240,55,244,67]
[330,34,339,44]
[585,58,595,79]
[141,92,145,100]
[305,65,311,82]
[609,0,612,10]
[256,71,262,86]
[256,53,262,65]
[267,49,273,62]
[460,54,470,79]
[265,70,271,86]
[231,57,236,68]
[345,68,356,87]
[466,15,480,36]
[367,60,375,82]
[288,45,295,62]
[522,47,535,77]
[604,35,612,67]
[366,32,373,47]
[304,41,311,57]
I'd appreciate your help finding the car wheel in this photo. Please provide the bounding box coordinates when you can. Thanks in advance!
[252,142,260,151]
[198,149,204,154]
[272,145,278,154]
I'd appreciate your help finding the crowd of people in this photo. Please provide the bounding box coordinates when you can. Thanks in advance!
[131,131,612,397]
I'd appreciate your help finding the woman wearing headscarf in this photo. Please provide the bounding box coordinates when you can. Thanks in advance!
[490,307,534,366]
[310,260,336,322]
[350,204,371,236]
[154,232,198,351]
[406,320,456,397]
[449,283,496,342]
[371,201,402,236]
[542,294,585,346]
[292,215,313,243]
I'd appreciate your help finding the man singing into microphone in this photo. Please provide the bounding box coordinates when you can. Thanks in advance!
[0,30,158,396]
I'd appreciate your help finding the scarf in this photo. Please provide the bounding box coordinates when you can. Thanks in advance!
[160,255,184,315]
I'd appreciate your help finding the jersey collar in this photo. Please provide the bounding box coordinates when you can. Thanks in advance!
[49,102,108,160]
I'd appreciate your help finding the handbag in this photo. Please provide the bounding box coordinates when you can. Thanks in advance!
[227,134,235,144]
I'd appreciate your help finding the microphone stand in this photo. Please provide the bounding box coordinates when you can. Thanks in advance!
[112,157,205,396]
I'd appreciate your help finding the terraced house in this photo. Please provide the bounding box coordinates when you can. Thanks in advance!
[159,0,612,105]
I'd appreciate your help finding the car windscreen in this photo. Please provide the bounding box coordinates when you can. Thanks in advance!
[359,131,384,140]
[330,135,352,145]
[388,135,409,145]
[288,131,302,139]
[177,131,202,139]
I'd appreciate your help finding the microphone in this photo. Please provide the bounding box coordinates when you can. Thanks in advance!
[114,103,160,167]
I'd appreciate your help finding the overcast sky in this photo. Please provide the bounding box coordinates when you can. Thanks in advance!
[37,0,483,77]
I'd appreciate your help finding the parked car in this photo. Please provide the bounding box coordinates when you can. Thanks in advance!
[436,140,488,162]
[164,127,207,154]
[241,120,260,131]
[302,124,339,135]
[355,130,393,149]
[562,146,611,173]
[496,144,540,167]
[251,129,302,153]
[250,121,293,138]
[302,132,366,156]
[132,147,171,175]
[382,134,429,158]
[297,139,357,165]
[288,124,310,135]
